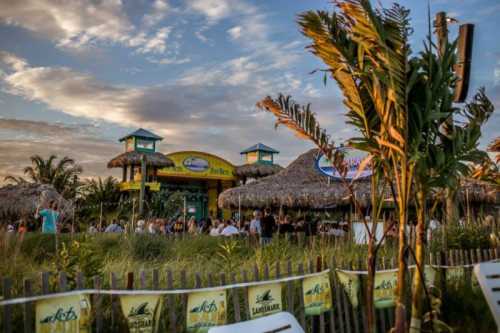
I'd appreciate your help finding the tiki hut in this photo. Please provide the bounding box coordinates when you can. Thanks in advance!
[219,149,499,210]
[218,149,373,209]
[0,183,72,222]
[107,128,174,182]
[488,137,500,163]
[235,163,283,180]
[457,178,499,205]
[107,151,174,169]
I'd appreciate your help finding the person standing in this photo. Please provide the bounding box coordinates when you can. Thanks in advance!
[260,208,276,245]
[249,210,262,236]
[35,200,60,234]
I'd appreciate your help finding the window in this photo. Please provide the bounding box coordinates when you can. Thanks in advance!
[261,153,272,162]
[136,139,154,150]
[246,152,258,163]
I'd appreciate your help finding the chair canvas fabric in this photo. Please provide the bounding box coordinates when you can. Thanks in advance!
[207,311,304,333]
[474,261,500,331]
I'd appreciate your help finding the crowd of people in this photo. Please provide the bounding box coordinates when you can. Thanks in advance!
[5,200,352,246]
[85,208,333,245]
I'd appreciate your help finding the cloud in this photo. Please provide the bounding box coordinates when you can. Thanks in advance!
[0,0,176,56]
[148,57,191,65]
[187,0,233,23]
[0,0,132,48]
[0,118,122,182]
[0,51,344,171]
[135,26,172,54]
[142,0,170,27]
[227,26,242,40]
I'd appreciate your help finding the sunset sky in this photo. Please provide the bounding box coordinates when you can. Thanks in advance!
[0,0,499,181]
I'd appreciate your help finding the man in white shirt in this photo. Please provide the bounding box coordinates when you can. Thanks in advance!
[221,220,239,236]
[249,210,262,235]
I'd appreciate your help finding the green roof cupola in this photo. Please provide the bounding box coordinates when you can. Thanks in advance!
[119,128,163,153]
[240,143,279,165]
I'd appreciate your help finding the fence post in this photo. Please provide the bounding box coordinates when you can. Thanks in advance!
[110,272,119,332]
[59,272,67,292]
[180,270,187,331]
[286,261,294,314]
[2,277,12,333]
[297,263,306,329]
[230,272,241,323]
[23,278,33,333]
[241,269,250,320]
[332,257,345,333]
[93,276,103,333]
[166,270,176,333]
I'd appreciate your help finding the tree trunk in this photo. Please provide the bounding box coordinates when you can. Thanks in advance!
[394,158,409,333]
[445,188,458,225]
[365,172,378,333]
[366,238,376,333]
[410,189,426,332]
[394,205,407,332]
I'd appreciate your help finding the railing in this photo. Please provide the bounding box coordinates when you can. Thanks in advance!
[0,247,498,333]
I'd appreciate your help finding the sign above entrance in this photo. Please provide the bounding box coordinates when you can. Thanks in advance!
[158,151,237,181]
[315,149,371,180]
[183,157,210,172]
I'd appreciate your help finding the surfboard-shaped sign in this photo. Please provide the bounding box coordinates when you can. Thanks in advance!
[315,151,371,180]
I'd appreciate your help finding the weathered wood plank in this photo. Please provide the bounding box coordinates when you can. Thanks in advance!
[231,272,241,323]
[2,277,12,333]
[93,276,103,333]
[23,279,33,333]
[166,270,176,333]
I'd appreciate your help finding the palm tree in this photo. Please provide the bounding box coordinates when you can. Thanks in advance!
[79,176,121,222]
[259,2,414,331]
[5,154,82,198]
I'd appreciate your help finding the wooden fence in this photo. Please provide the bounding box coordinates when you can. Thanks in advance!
[1,247,498,333]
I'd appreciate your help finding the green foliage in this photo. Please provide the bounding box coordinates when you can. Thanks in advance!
[148,190,185,219]
[51,237,103,289]
[5,154,82,198]
[129,234,169,260]
[422,286,453,332]
[430,224,492,251]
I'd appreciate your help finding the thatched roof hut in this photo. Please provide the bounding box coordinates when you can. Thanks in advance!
[457,178,499,204]
[219,149,499,210]
[107,151,174,168]
[0,183,72,222]
[235,163,283,179]
[219,149,373,209]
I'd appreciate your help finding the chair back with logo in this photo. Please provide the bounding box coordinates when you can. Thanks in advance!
[207,311,304,333]
[474,261,500,331]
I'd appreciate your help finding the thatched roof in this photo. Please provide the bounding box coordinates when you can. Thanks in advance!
[219,149,373,209]
[219,149,500,210]
[487,137,500,153]
[0,183,72,222]
[235,163,283,179]
[107,151,174,168]
[458,178,499,204]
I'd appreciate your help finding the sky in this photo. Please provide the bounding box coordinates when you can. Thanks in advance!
[0,0,499,181]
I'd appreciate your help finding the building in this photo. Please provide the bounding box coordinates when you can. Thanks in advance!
[108,129,281,221]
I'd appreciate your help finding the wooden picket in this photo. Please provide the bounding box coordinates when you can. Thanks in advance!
[0,247,498,333]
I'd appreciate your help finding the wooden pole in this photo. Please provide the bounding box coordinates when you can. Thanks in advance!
[183,195,187,233]
[131,198,136,233]
[99,202,103,232]
[139,155,146,216]
[238,193,241,226]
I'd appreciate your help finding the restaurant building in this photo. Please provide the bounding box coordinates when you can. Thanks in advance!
[108,129,281,220]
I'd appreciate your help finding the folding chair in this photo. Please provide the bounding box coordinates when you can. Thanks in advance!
[474,261,500,332]
[208,311,304,333]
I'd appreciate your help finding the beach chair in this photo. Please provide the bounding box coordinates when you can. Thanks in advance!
[207,311,304,333]
[473,261,500,332]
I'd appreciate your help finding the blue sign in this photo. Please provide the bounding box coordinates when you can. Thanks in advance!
[315,152,371,180]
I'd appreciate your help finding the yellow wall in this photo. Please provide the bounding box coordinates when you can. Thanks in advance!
[158,151,236,181]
